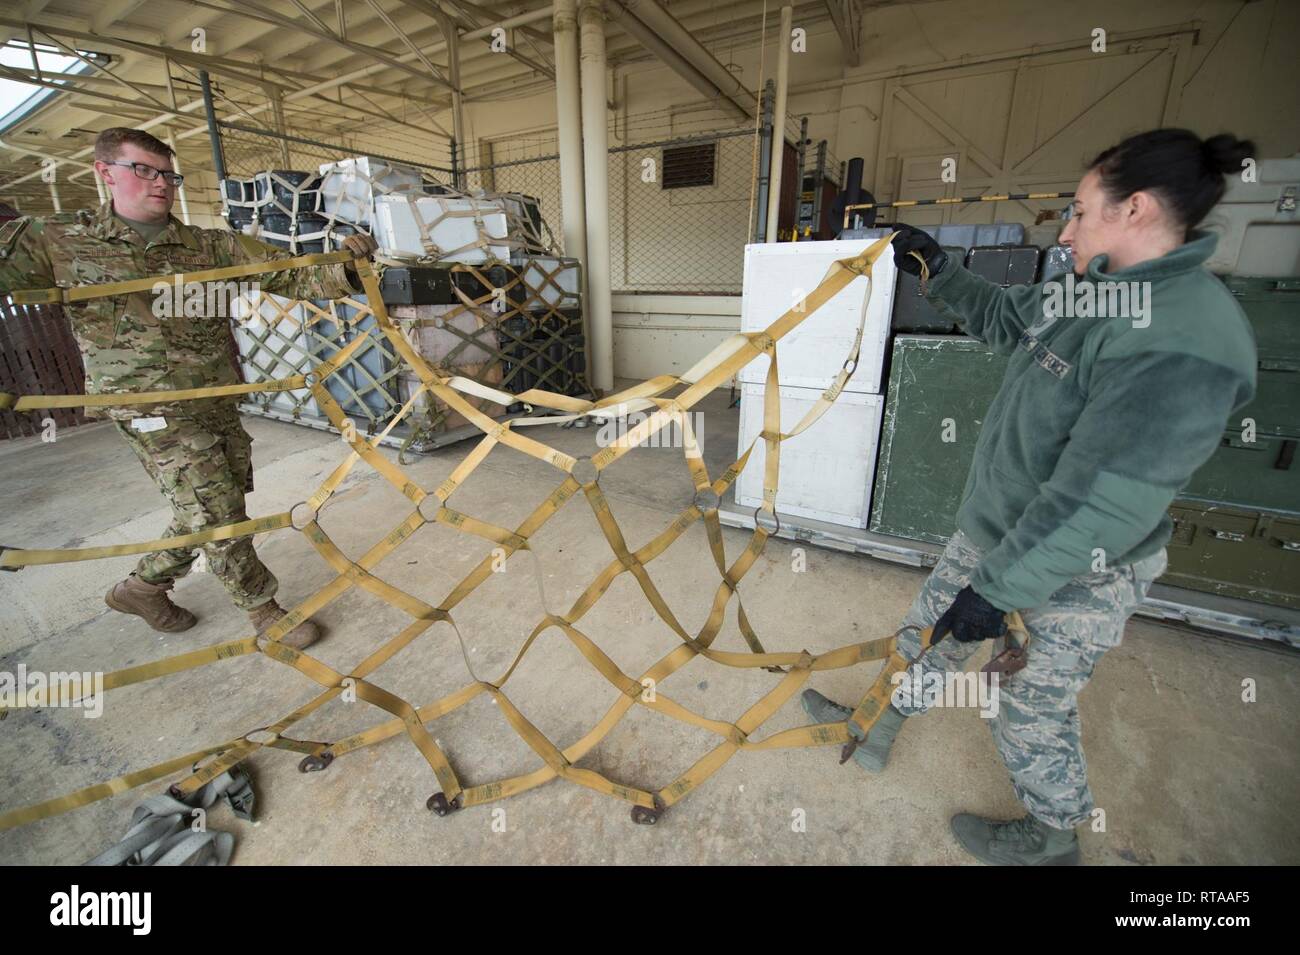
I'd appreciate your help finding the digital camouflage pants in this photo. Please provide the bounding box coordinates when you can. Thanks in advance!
[890,529,1168,829]
[114,407,278,611]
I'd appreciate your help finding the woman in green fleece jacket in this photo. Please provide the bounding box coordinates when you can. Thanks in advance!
[803,128,1258,865]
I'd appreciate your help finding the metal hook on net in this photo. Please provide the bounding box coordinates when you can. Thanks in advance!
[752,505,781,537]
[290,501,319,531]
[571,455,599,487]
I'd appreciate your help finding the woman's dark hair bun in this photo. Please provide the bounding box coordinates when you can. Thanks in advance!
[1202,133,1255,177]
[1089,128,1258,232]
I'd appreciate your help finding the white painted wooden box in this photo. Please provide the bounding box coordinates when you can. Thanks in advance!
[372,194,514,264]
[737,240,897,394]
[734,382,885,528]
[316,156,424,227]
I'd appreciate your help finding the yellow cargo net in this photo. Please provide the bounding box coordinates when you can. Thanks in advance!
[0,236,922,829]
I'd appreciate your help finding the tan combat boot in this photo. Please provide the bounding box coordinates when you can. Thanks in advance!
[105,574,198,633]
[249,599,322,651]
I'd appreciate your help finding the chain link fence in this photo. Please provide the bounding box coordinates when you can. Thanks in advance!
[462,106,764,295]
[211,87,853,296]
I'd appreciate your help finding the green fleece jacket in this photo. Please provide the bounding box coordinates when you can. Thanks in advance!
[923,231,1257,610]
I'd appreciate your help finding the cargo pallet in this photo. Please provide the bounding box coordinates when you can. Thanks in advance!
[717,496,1300,648]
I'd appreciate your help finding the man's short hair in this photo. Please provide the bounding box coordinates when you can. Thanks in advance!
[94,127,175,163]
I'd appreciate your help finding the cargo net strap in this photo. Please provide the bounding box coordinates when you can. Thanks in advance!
[0,237,914,832]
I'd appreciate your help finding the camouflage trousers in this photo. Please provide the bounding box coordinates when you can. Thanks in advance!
[890,529,1167,829]
[113,407,278,611]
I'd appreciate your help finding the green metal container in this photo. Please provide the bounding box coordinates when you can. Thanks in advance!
[1181,431,1299,513]
[1221,275,1300,360]
[1164,502,1300,609]
[869,335,1009,543]
[1232,363,1300,439]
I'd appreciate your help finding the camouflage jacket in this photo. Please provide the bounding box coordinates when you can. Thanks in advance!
[0,200,359,420]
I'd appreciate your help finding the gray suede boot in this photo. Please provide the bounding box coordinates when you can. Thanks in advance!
[801,688,908,773]
[950,812,1081,865]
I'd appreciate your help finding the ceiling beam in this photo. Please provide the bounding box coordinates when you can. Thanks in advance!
[181,0,456,89]
[395,0,553,81]
[361,0,449,83]
[823,0,862,68]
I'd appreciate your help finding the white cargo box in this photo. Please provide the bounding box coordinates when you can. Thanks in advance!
[372,194,514,264]
[737,240,896,394]
[734,382,884,528]
[317,156,423,227]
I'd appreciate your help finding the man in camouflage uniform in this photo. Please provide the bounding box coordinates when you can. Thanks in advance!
[0,127,377,649]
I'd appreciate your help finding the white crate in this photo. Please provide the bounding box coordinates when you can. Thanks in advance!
[737,240,896,394]
[317,156,423,227]
[734,382,884,528]
[372,194,514,264]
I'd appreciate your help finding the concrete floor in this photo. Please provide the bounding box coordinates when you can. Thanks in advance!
[2,384,1298,865]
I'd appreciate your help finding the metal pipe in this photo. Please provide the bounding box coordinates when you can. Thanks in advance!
[753,80,773,242]
[764,4,792,243]
[606,2,747,121]
[439,11,466,188]
[198,70,226,182]
[461,6,557,41]
[615,0,755,115]
[553,0,588,294]
[579,0,614,394]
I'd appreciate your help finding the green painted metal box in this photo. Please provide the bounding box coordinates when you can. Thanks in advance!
[1180,431,1299,513]
[1231,363,1300,439]
[1222,275,1300,361]
[1163,502,1300,609]
[869,332,1300,610]
[869,335,1009,543]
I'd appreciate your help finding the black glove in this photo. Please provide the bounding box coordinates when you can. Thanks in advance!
[890,225,947,279]
[930,585,1007,644]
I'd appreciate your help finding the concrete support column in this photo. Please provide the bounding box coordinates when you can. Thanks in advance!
[553,0,588,272]
[579,0,614,393]
[765,4,793,242]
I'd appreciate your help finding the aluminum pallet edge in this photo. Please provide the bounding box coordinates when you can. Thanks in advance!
[716,496,1300,647]
[237,401,526,452]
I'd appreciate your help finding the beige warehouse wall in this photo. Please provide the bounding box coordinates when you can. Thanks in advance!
[459,0,1299,377]
[461,0,1298,235]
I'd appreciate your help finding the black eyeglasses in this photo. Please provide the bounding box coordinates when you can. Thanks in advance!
[105,160,184,187]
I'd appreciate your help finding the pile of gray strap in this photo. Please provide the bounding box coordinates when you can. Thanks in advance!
[86,767,255,866]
